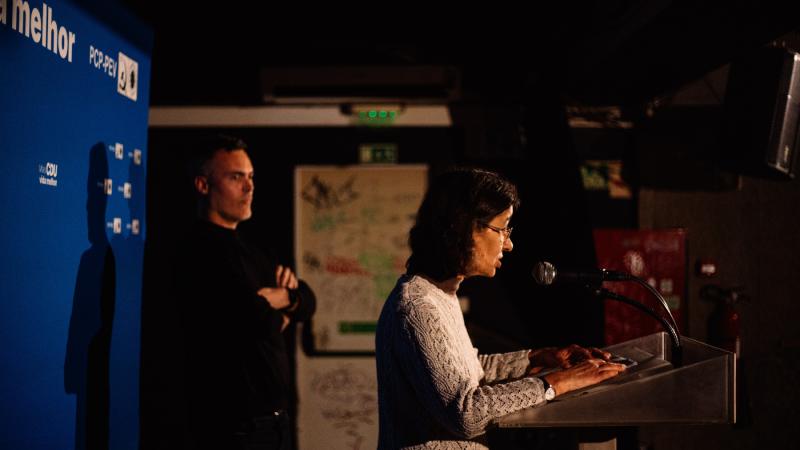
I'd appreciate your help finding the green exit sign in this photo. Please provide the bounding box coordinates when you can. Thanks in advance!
[359,143,398,164]
[356,109,398,125]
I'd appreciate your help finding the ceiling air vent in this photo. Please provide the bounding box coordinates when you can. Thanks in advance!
[260,65,460,105]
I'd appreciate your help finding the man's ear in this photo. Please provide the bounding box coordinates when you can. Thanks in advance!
[194,175,209,195]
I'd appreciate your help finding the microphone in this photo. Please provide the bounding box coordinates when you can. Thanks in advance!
[533,260,683,366]
[532,261,629,287]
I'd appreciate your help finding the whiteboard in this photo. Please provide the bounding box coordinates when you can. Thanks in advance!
[295,165,427,352]
[296,350,379,450]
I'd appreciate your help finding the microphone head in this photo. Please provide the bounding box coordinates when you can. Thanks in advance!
[532,261,557,285]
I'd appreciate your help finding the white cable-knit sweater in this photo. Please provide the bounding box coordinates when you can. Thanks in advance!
[376,275,548,449]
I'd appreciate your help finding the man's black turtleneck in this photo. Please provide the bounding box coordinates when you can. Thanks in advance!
[176,220,316,441]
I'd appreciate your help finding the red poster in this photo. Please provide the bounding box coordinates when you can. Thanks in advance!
[593,229,687,345]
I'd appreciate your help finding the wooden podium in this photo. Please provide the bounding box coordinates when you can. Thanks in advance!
[496,332,736,428]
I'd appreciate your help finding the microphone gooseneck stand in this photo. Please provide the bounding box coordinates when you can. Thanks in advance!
[595,283,683,368]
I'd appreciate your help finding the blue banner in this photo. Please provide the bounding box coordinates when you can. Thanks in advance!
[0,1,151,448]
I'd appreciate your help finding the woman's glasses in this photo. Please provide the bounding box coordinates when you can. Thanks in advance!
[480,222,513,240]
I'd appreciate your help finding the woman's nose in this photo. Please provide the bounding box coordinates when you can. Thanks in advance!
[503,236,513,252]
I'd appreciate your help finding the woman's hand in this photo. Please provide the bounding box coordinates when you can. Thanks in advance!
[529,344,611,372]
[542,359,626,397]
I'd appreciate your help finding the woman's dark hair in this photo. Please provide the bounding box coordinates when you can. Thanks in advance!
[406,168,520,281]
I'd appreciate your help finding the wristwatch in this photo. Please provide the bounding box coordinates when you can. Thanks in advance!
[539,377,556,401]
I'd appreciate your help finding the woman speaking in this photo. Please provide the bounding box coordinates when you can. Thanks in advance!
[376,168,626,449]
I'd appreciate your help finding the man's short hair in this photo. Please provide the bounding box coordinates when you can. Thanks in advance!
[190,134,250,178]
[406,168,520,281]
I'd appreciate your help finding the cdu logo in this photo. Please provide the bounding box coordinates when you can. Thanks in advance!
[38,161,59,187]
[45,163,58,177]
[117,51,139,102]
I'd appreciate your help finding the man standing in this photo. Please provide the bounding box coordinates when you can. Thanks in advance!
[177,135,315,450]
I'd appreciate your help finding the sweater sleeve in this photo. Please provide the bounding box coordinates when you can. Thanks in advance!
[478,350,533,383]
[396,301,547,439]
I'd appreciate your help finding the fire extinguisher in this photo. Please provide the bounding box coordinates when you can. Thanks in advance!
[702,284,753,427]
[702,285,747,358]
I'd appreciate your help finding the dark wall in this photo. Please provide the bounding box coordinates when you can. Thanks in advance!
[628,104,800,449]
[637,175,800,449]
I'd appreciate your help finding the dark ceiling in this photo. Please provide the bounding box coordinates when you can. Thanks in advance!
[124,1,800,107]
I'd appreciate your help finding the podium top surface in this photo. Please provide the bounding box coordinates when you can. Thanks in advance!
[495,333,736,428]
